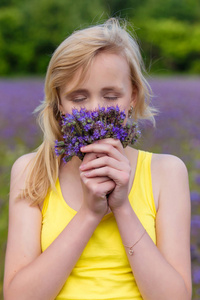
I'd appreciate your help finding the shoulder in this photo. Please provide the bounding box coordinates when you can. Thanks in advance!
[11,152,36,178]
[10,152,37,202]
[11,152,36,172]
[151,153,190,208]
[152,153,187,170]
[151,153,188,176]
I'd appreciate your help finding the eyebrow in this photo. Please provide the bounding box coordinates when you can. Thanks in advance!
[63,89,88,98]
[101,87,124,93]
[64,86,124,97]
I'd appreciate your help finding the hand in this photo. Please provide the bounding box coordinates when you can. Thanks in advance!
[80,139,131,212]
[80,152,115,219]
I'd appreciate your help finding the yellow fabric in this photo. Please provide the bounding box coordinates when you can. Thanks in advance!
[41,150,157,300]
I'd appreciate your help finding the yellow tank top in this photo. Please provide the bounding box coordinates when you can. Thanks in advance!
[41,150,156,300]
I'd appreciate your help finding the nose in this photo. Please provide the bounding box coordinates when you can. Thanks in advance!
[85,97,103,111]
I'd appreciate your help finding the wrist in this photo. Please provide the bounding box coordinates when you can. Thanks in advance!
[112,199,143,231]
[111,199,132,217]
[79,205,104,224]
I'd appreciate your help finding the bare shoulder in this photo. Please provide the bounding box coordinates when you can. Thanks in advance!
[151,153,188,181]
[8,151,41,219]
[9,151,40,215]
[11,152,36,177]
[151,153,190,209]
[10,152,36,204]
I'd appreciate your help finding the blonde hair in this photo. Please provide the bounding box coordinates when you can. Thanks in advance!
[22,18,156,205]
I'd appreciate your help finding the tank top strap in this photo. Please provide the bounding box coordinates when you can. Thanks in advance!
[42,190,50,216]
[41,182,59,217]
[129,150,156,216]
[136,150,152,183]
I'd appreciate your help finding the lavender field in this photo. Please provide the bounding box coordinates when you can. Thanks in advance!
[0,77,200,299]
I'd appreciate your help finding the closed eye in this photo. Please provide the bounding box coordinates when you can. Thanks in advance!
[71,97,87,103]
[104,96,118,100]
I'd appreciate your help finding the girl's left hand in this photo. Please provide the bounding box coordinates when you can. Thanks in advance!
[80,139,131,211]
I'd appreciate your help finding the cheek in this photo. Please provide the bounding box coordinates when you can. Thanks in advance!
[59,99,71,114]
[120,102,131,117]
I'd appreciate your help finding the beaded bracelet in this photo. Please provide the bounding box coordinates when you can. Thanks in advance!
[123,230,146,256]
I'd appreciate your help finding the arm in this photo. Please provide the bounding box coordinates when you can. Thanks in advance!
[81,141,192,300]
[113,155,192,300]
[3,153,113,300]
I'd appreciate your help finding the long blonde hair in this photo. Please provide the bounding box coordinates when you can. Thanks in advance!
[22,18,156,205]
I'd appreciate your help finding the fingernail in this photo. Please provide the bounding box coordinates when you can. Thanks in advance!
[84,172,90,177]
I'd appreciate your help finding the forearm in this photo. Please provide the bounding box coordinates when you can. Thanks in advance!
[4,208,101,300]
[113,202,190,300]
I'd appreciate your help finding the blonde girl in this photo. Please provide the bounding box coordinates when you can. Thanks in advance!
[4,18,191,300]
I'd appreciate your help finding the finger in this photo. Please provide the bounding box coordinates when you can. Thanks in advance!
[82,152,97,164]
[80,143,124,162]
[82,152,105,166]
[80,172,111,184]
[82,166,130,186]
[95,138,123,152]
[81,152,106,165]
[80,155,126,172]
[80,173,116,196]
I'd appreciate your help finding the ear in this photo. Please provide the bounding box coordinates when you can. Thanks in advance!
[130,85,138,108]
[58,102,64,115]
[58,103,62,112]
[56,89,64,114]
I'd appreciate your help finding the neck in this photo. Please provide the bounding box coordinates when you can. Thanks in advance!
[60,156,82,173]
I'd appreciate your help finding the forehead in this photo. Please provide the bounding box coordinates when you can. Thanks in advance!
[60,52,131,94]
[94,51,130,70]
[95,52,131,79]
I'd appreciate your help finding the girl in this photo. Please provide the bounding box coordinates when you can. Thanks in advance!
[3,18,192,300]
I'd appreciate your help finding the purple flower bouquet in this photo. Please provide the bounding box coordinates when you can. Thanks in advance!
[55,105,140,163]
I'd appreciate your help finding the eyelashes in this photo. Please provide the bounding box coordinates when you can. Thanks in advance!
[104,96,118,100]
[71,96,119,103]
[71,97,87,103]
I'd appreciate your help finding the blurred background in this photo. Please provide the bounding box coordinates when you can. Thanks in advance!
[0,0,200,299]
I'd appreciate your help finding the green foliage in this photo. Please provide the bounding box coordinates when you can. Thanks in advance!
[0,0,106,75]
[102,0,200,22]
[135,0,200,22]
[134,19,200,74]
[0,0,200,75]
[0,7,26,74]
[102,0,146,18]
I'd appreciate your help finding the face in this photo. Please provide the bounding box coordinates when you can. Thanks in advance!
[59,52,137,117]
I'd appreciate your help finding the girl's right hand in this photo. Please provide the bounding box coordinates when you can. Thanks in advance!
[80,152,115,219]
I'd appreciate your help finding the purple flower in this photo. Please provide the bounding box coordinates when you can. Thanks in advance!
[91,111,99,118]
[72,137,77,144]
[84,124,92,131]
[191,244,200,262]
[195,175,200,186]
[55,105,140,163]
[193,267,200,284]
[191,215,200,236]
[93,129,100,139]
[191,191,200,203]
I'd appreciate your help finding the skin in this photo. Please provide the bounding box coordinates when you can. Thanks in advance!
[3,52,192,300]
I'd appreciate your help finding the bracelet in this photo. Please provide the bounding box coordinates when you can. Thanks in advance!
[123,230,146,256]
